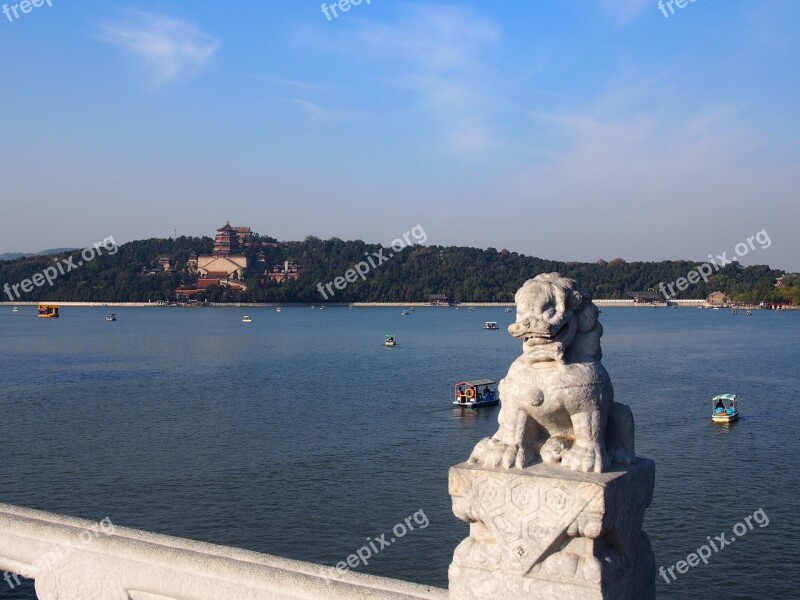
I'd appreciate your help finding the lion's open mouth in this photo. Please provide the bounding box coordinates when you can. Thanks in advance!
[524,321,570,345]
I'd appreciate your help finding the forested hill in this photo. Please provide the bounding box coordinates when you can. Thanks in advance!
[0,235,796,304]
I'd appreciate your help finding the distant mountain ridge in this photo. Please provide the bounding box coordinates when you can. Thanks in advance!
[0,248,77,261]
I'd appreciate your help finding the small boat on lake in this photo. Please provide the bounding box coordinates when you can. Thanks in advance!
[712,393,739,423]
[37,304,59,319]
[746,310,753,316]
[11,306,19,312]
[468,307,476,312]
[276,307,282,312]
[504,308,512,313]
[242,315,252,323]
[401,310,409,316]
[454,379,499,408]
[484,321,499,330]
[385,334,397,347]
[106,314,117,321]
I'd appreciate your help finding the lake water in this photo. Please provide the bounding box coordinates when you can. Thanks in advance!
[1,305,798,599]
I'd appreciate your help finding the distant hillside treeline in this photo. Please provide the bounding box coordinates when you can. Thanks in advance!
[1,235,796,304]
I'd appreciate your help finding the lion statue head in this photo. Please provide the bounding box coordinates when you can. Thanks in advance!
[509,273,602,364]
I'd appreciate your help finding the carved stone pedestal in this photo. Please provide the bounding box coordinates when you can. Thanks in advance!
[448,459,655,600]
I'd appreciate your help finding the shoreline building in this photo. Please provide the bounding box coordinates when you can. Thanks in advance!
[194,223,251,286]
[177,222,299,299]
[183,223,252,295]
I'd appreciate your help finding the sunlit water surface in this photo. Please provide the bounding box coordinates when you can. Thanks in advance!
[1,306,798,599]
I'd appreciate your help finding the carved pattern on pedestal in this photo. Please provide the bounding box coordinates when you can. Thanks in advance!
[450,461,655,600]
[453,470,603,582]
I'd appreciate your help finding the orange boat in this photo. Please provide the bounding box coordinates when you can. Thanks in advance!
[37,304,59,318]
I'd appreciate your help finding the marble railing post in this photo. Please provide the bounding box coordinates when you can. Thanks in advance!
[448,274,656,599]
[448,461,655,599]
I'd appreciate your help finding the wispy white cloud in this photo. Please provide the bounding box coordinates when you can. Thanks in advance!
[95,10,218,86]
[276,97,339,123]
[345,5,503,156]
[596,0,651,25]
[509,78,800,263]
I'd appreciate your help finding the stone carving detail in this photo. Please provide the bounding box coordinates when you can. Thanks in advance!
[450,275,655,599]
[450,463,654,587]
[469,273,635,474]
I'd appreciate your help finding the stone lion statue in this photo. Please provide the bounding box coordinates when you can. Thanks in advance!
[469,273,635,473]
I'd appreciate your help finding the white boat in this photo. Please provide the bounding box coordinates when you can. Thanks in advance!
[401,310,409,316]
[106,314,117,321]
[385,334,397,347]
[504,308,512,313]
[11,306,19,312]
[454,379,499,408]
[242,315,253,323]
[746,310,753,316]
[484,321,499,330]
[276,307,282,312]
[712,393,739,423]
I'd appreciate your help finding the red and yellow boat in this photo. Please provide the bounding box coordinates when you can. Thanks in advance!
[37,304,59,318]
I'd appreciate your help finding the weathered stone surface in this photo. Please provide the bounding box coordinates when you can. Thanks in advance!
[452,274,655,599]
[448,460,655,600]
[468,273,635,474]
[0,503,447,600]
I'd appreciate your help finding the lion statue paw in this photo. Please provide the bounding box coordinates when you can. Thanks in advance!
[561,443,608,473]
[469,437,528,470]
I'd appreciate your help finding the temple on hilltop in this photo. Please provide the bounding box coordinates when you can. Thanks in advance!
[177,222,301,299]
[211,223,242,257]
[186,223,252,294]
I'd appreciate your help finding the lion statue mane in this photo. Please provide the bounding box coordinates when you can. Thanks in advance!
[469,273,635,473]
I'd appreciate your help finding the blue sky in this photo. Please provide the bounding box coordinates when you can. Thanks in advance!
[1,0,798,270]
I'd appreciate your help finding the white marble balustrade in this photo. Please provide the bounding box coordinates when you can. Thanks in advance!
[0,503,448,600]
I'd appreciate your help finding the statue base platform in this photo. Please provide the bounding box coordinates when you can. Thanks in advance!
[448,459,655,600]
